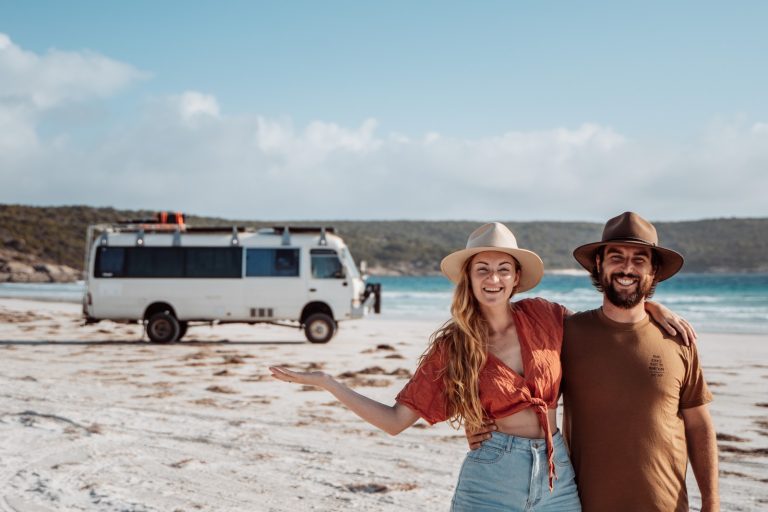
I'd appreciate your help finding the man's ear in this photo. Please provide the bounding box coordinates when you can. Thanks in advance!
[595,254,602,273]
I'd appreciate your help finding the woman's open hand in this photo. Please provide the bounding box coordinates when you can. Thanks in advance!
[269,366,330,389]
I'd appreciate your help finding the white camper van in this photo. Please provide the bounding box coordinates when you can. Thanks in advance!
[82,214,381,343]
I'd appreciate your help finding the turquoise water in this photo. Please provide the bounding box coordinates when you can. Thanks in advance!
[1,274,767,334]
[0,282,87,303]
[374,274,768,334]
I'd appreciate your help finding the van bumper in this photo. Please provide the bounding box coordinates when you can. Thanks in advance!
[351,283,381,319]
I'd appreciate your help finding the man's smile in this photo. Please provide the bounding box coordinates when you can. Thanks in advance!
[612,274,639,288]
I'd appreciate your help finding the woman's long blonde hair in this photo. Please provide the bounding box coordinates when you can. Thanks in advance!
[419,255,518,432]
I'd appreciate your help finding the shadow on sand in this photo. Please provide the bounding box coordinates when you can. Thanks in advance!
[0,340,306,346]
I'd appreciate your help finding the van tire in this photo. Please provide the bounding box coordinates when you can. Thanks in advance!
[147,312,180,343]
[304,313,336,344]
[177,321,188,341]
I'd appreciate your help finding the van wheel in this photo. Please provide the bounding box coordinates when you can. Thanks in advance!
[146,312,180,343]
[304,313,336,344]
[177,321,188,341]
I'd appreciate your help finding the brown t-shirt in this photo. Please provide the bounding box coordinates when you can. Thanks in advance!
[561,309,712,512]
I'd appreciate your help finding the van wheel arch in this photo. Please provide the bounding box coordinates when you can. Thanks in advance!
[144,302,178,321]
[300,303,336,344]
[300,302,334,324]
[143,303,180,343]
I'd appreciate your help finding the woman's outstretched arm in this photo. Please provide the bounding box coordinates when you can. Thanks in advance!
[269,366,420,435]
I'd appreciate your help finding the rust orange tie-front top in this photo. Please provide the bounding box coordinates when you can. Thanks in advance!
[396,298,568,490]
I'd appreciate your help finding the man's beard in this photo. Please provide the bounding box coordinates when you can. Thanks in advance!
[601,271,655,309]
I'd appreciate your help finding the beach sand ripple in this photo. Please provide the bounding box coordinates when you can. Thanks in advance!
[0,298,766,511]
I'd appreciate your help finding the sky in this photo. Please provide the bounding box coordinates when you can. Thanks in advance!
[1,1,767,221]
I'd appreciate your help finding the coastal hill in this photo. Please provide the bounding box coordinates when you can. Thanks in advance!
[1,204,766,282]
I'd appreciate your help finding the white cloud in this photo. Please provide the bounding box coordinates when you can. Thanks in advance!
[0,103,38,153]
[176,91,220,122]
[0,33,12,50]
[4,106,766,221]
[0,33,146,110]
[303,118,380,152]
[0,33,765,221]
[255,117,293,154]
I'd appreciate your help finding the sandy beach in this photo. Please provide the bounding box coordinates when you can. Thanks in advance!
[0,298,766,511]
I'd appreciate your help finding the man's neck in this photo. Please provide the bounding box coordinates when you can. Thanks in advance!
[601,297,648,324]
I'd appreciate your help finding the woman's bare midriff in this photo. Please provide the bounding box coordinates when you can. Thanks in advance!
[494,407,558,439]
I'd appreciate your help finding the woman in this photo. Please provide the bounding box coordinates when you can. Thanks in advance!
[269,222,693,511]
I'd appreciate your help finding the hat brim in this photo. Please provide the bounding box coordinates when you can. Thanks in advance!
[573,240,684,282]
[440,247,544,293]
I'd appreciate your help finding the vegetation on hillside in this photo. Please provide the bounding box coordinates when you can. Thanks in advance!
[1,204,766,274]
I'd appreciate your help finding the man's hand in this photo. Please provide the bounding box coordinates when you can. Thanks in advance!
[645,301,697,346]
[465,421,497,450]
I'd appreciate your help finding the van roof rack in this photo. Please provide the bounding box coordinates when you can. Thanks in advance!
[184,226,250,233]
[93,224,339,235]
[269,226,337,234]
[101,224,254,234]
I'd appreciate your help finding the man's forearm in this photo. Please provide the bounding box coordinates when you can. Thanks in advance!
[686,421,719,511]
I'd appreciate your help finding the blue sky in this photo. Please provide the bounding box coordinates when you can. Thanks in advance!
[1,1,767,220]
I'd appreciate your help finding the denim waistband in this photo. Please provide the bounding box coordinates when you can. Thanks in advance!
[483,429,563,453]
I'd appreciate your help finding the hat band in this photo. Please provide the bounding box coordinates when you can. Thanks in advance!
[602,236,657,247]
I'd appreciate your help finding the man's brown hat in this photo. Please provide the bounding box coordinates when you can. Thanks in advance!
[573,212,684,282]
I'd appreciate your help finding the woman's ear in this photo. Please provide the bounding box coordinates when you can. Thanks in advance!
[512,266,521,290]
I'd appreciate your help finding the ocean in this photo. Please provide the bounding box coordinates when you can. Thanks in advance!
[1,274,766,334]
[375,273,768,334]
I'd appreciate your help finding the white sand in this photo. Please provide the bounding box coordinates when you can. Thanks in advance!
[0,298,766,511]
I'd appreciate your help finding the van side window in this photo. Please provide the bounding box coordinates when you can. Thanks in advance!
[246,248,300,277]
[185,247,242,278]
[95,247,241,278]
[311,249,344,279]
[95,247,126,277]
[126,248,185,278]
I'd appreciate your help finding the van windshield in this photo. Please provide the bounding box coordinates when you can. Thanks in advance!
[310,249,343,278]
[340,247,360,280]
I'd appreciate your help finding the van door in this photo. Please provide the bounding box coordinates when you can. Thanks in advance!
[307,248,351,321]
[243,248,307,321]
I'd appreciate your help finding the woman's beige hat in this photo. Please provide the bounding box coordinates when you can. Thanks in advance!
[440,222,544,292]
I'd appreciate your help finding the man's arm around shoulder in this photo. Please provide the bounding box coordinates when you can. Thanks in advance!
[682,404,719,512]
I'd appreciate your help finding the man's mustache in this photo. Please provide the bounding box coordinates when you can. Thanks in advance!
[611,273,640,280]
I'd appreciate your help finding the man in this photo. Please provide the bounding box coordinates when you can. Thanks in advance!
[468,212,719,511]
[563,211,719,511]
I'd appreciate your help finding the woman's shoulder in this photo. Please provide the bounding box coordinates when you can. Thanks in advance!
[513,297,565,315]
[419,329,453,367]
[513,298,569,328]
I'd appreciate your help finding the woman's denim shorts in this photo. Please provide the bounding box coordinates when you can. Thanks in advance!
[451,430,581,511]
